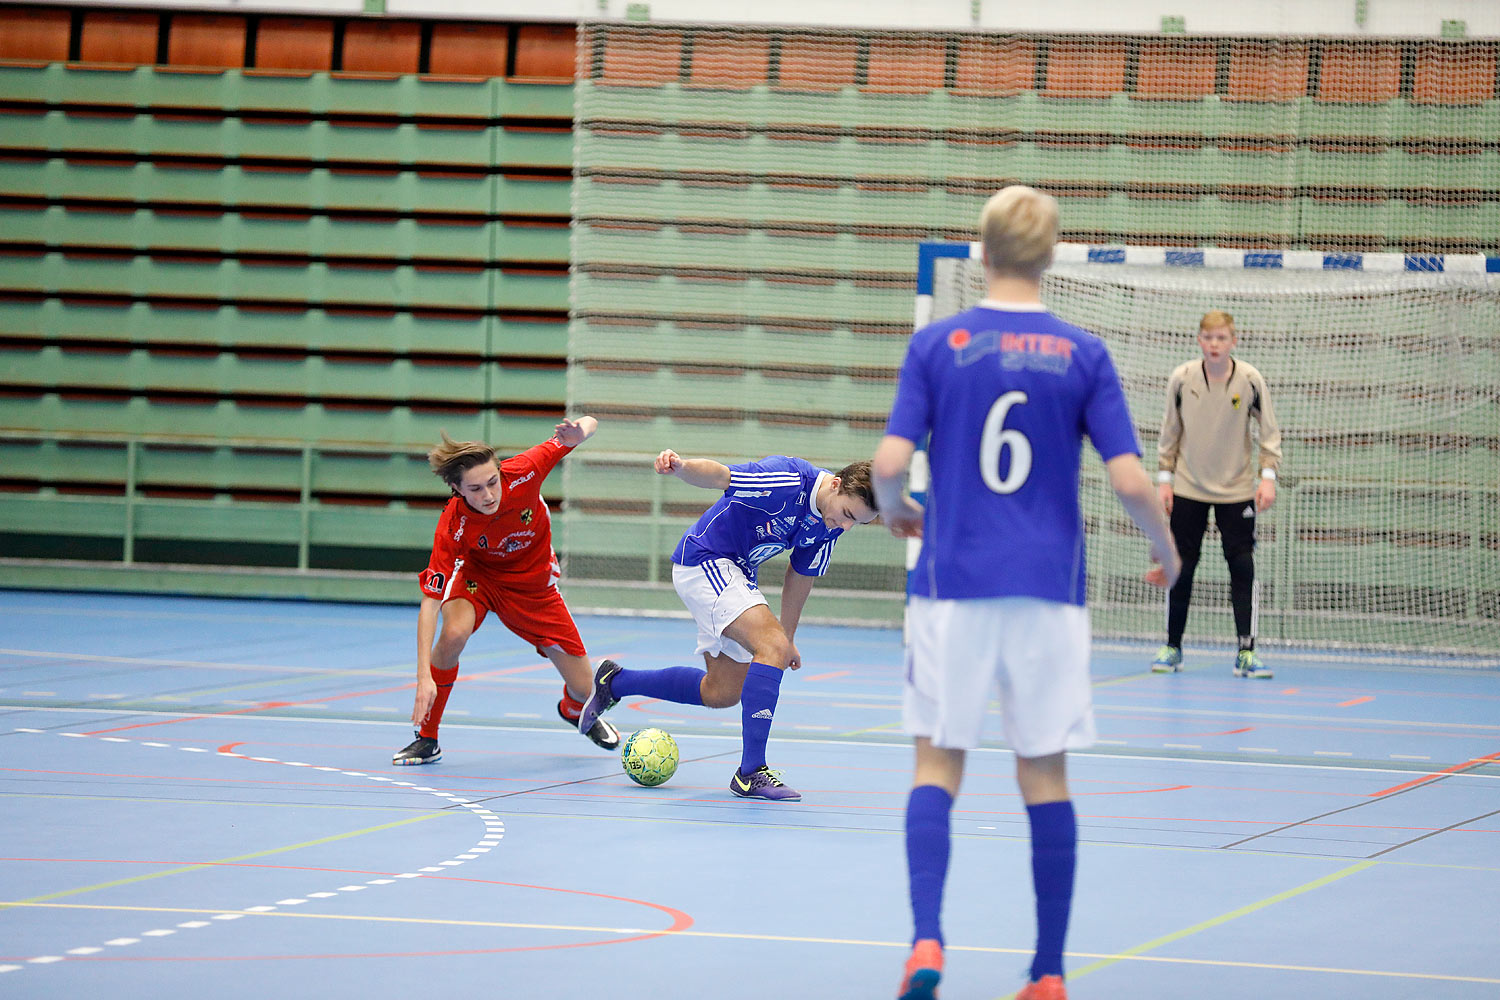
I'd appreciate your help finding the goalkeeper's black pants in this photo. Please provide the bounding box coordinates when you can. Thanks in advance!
[1165,495,1258,648]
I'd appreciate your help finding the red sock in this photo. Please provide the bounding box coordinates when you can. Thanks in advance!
[419,664,459,739]
[558,684,584,721]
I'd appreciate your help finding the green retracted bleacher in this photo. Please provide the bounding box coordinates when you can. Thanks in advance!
[0,9,577,597]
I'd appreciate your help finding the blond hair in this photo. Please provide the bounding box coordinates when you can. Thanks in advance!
[428,431,497,488]
[1199,309,1235,333]
[979,185,1059,281]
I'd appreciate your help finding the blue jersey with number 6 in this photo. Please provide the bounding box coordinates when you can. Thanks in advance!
[885,304,1140,604]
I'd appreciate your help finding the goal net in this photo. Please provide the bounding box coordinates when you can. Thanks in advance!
[927,241,1500,659]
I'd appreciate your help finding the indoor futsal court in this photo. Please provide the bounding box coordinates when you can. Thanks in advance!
[3,4,1499,999]
[3,588,1497,999]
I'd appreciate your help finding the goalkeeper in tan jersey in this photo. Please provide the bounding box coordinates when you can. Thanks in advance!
[1151,310,1282,678]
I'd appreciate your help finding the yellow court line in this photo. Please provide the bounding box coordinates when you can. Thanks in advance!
[837,721,904,737]
[8,901,1497,986]
[992,858,1380,999]
[0,811,448,909]
[1091,671,1160,689]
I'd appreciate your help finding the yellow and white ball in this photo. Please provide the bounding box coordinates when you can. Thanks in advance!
[621,727,679,787]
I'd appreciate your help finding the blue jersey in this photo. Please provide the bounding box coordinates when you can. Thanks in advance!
[672,455,843,584]
[885,304,1140,604]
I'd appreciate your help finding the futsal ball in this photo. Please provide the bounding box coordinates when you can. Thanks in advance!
[621,727,679,787]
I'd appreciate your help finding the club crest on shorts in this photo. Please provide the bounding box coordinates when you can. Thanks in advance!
[466,580,479,594]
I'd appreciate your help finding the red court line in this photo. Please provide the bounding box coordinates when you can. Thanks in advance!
[1103,726,1255,738]
[1369,750,1500,797]
[1101,709,1494,741]
[0,868,693,962]
[1337,695,1374,707]
[81,664,552,736]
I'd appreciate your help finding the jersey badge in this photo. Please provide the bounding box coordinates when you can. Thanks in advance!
[747,541,784,566]
[1231,394,1242,409]
[520,507,534,525]
[999,331,1073,374]
[476,535,488,549]
[497,529,536,554]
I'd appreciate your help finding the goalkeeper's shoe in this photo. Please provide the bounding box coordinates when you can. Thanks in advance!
[392,734,441,765]
[1015,975,1068,1000]
[1233,649,1273,679]
[576,659,623,738]
[557,698,620,751]
[897,939,943,1000]
[1150,645,1183,673]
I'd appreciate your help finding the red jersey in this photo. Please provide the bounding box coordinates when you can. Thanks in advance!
[418,438,573,599]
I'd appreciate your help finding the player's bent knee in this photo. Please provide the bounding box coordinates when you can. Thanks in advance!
[749,633,792,670]
[703,688,741,710]
[435,624,470,657]
[701,671,742,709]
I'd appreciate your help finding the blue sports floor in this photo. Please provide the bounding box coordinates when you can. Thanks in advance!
[2,590,1498,998]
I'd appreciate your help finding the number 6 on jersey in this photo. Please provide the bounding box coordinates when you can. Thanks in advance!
[980,390,1031,494]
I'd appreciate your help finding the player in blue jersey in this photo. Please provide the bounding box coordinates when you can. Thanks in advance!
[872,186,1181,1000]
[577,449,879,801]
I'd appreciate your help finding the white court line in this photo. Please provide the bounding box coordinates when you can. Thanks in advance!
[4,728,508,977]
[12,708,1500,782]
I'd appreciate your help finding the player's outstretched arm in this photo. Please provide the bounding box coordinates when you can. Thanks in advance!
[553,415,598,448]
[1107,453,1181,589]
[654,449,731,490]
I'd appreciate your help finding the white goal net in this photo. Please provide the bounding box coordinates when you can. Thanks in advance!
[927,242,1500,660]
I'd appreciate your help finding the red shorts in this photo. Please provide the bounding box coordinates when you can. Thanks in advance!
[446,556,586,658]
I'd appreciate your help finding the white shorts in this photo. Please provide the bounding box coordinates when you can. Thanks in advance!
[903,595,1095,757]
[672,559,769,663]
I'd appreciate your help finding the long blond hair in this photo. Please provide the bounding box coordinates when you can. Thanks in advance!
[428,431,496,489]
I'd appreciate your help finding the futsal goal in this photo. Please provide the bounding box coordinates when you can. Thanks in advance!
[920,241,1500,659]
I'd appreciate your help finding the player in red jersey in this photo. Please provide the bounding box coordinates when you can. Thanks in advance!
[393,416,621,765]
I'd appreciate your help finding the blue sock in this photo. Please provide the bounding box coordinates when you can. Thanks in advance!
[609,666,705,706]
[906,784,953,945]
[737,661,783,774]
[1027,800,1077,981]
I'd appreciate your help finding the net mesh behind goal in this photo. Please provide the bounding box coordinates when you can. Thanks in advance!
[931,244,1500,657]
[565,22,1500,647]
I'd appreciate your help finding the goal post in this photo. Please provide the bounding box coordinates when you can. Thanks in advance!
[916,240,1500,661]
